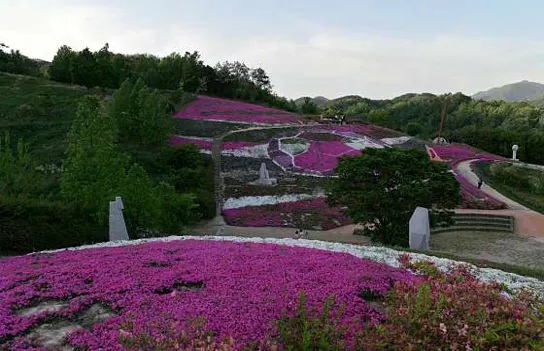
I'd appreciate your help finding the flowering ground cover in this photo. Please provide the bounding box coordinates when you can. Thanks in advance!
[1,237,542,350]
[222,198,352,230]
[174,96,300,125]
[0,239,412,350]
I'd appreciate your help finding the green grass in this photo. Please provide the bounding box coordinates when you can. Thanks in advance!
[173,119,250,138]
[475,162,544,213]
[0,73,94,164]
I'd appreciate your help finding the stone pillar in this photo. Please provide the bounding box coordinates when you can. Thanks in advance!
[512,144,519,161]
[409,207,430,250]
[109,196,129,241]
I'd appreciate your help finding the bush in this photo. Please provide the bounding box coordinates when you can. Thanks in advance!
[492,163,532,189]
[0,196,107,254]
[357,255,544,350]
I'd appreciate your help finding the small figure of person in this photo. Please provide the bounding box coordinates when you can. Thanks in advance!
[477,178,483,189]
[294,229,300,239]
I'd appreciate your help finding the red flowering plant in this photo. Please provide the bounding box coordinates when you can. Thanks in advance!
[356,254,544,350]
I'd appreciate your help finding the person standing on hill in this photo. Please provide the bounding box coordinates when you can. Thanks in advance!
[477,178,483,189]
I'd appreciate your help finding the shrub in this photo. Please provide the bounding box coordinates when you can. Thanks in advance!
[0,196,107,254]
[357,255,544,350]
[492,163,532,189]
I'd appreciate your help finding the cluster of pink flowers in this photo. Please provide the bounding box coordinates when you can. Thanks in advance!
[429,144,507,163]
[294,141,360,174]
[222,198,353,230]
[0,240,413,349]
[173,96,300,125]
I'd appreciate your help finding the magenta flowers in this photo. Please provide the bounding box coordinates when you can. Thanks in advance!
[0,240,413,349]
[222,198,353,230]
[173,96,300,125]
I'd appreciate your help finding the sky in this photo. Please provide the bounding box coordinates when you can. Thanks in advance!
[2,0,544,99]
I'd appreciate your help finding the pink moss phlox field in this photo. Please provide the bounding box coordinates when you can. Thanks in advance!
[0,240,414,349]
[222,198,353,230]
[174,96,300,125]
[294,141,360,173]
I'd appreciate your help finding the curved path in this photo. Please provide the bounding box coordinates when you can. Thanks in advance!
[456,160,529,210]
[455,160,544,237]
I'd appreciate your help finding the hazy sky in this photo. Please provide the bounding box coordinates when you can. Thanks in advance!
[2,0,544,99]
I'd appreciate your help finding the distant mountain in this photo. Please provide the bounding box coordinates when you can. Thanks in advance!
[294,96,330,107]
[472,80,544,102]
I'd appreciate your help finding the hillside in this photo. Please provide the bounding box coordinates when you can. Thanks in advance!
[472,80,544,102]
[294,96,330,107]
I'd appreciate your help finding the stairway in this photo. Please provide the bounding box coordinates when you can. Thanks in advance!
[211,137,223,217]
[432,213,515,234]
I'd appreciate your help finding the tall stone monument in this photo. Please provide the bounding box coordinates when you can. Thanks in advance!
[109,196,129,241]
[409,207,430,250]
[251,162,277,185]
[512,144,519,161]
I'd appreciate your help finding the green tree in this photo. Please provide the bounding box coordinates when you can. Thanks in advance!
[108,78,173,146]
[300,97,319,114]
[61,95,127,223]
[0,133,43,198]
[327,148,460,246]
[405,122,422,136]
[48,45,76,83]
[368,109,389,126]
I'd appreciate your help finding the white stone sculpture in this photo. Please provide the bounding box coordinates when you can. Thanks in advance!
[512,144,519,161]
[252,163,277,185]
[409,207,430,250]
[109,196,129,241]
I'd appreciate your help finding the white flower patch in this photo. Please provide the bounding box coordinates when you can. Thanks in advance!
[223,193,324,209]
[381,136,412,145]
[221,144,269,158]
[279,141,309,156]
[345,137,386,150]
[199,150,212,154]
[31,236,544,299]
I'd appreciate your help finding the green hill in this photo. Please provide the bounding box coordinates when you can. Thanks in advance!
[472,80,544,102]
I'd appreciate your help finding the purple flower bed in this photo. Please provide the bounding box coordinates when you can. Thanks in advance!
[174,96,300,125]
[0,240,413,349]
[430,144,507,163]
[222,198,353,230]
[294,141,360,173]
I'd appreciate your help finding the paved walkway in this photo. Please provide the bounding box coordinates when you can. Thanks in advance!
[190,218,371,245]
[454,159,544,238]
[455,160,529,210]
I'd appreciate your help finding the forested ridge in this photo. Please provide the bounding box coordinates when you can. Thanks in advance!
[2,42,544,164]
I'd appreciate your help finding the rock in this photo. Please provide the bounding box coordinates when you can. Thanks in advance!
[409,207,430,250]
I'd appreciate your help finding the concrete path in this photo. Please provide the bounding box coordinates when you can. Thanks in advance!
[456,160,530,211]
[190,217,370,245]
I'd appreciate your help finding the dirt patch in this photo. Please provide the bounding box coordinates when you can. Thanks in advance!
[23,303,116,350]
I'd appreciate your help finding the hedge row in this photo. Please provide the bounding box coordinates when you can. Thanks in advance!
[0,196,107,255]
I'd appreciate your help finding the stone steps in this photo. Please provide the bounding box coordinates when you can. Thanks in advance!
[432,213,515,234]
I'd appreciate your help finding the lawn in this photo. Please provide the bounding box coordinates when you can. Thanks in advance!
[475,162,544,213]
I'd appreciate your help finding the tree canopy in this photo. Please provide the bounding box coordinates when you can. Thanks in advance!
[327,148,460,246]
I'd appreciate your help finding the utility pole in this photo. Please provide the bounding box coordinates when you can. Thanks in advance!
[437,94,450,144]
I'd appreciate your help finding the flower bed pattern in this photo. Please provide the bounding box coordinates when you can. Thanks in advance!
[0,240,413,349]
[222,198,352,229]
[173,96,300,125]
[270,128,390,176]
